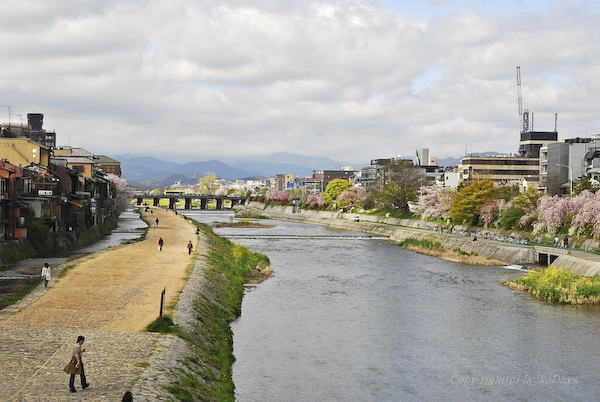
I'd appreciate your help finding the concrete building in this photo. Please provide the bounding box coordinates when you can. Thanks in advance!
[459,154,540,184]
[519,130,558,158]
[93,155,121,176]
[0,113,56,148]
[539,136,599,195]
[539,143,569,195]
[0,138,51,167]
[53,147,121,178]
[359,158,392,191]
[274,173,295,191]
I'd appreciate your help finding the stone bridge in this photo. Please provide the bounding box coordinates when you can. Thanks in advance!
[134,193,247,210]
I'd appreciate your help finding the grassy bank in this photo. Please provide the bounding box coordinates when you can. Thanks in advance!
[212,219,273,229]
[397,237,506,266]
[164,223,270,401]
[503,268,600,304]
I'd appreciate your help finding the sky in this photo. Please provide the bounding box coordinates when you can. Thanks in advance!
[1,0,600,163]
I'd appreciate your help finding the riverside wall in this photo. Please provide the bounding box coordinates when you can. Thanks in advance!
[240,202,537,265]
[550,255,600,277]
[241,202,600,276]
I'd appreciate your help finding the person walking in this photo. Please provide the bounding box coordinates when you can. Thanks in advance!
[187,240,193,255]
[158,237,164,251]
[65,335,89,393]
[41,262,51,288]
[563,235,569,249]
[554,236,559,247]
[155,218,159,227]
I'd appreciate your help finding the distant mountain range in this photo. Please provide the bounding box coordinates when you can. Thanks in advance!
[113,152,346,189]
[113,151,476,189]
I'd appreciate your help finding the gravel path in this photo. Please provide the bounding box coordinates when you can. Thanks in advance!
[0,207,200,401]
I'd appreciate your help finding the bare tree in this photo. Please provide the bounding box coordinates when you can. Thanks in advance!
[375,160,426,215]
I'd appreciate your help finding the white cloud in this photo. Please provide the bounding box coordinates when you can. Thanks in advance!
[0,0,599,163]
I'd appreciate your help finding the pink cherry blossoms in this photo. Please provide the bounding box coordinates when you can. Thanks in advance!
[414,186,456,220]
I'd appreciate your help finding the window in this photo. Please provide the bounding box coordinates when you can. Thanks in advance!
[72,165,84,173]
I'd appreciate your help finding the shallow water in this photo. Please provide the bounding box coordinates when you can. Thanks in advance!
[182,212,600,402]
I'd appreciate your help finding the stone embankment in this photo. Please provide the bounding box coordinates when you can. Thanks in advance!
[238,202,600,276]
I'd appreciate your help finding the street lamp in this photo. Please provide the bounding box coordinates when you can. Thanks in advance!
[556,164,573,196]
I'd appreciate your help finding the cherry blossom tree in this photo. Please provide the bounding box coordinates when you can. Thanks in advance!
[105,173,134,213]
[265,190,290,203]
[414,186,456,220]
[306,192,323,206]
[336,186,367,210]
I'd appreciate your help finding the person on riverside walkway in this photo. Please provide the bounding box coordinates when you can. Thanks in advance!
[563,235,569,249]
[65,335,89,393]
[41,262,51,288]
[155,218,159,227]
[158,237,164,251]
[187,240,193,255]
[554,236,559,247]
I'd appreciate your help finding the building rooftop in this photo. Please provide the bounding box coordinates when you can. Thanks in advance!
[93,155,120,164]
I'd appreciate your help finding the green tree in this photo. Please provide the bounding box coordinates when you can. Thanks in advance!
[500,184,520,200]
[498,207,525,230]
[450,180,500,225]
[198,174,218,194]
[512,189,541,211]
[323,179,352,204]
[572,176,598,195]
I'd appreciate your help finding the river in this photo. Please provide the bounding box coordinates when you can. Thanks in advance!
[186,211,600,401]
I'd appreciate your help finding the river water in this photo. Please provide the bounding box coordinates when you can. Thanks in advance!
[187,211,600,401]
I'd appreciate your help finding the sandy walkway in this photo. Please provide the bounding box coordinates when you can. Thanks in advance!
[0,207,199,400]
[3,207,197,332]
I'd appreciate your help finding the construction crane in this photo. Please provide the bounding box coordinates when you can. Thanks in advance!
[516,66,529,133]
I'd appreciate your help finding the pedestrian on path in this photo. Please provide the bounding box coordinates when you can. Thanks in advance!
[563,235,569,249]
[41,262,51,288]
[554,236,559,247]
[64,335,89,393]
[156,218,159,227]
[158,237,164,251]
[187,240,193,255]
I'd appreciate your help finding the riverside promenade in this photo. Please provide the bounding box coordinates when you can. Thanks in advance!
[0,207,197,401]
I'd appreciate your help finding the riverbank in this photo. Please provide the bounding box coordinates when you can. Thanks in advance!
[237,202,539,266]
[238,203,600,305]
[398,238,506,266]
[133,220,271,401]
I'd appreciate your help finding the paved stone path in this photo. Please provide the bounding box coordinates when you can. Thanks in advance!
[0,207,198,401]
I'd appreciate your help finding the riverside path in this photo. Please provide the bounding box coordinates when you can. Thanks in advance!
[0,207,197,401]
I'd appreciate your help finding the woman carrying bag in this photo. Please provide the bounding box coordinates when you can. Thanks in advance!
[64,335,89,393]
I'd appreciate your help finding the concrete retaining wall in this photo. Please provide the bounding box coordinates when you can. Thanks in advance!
[242,203,538,265]
[550,255,600,276]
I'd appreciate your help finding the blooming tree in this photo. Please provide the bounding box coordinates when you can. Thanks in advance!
[305,192,324,206]
[105,173,134,213]
[336,186,367,210]
[265,190,290,203]
[414,186,456,220]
